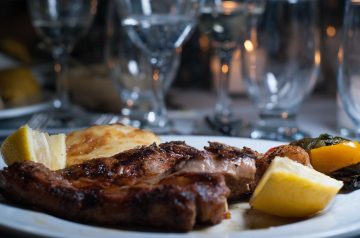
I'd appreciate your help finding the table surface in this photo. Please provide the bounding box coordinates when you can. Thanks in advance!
[167,90,340,137]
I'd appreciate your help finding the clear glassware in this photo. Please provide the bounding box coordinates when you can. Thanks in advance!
[199,0,265,126]
[338,0,360,139]
[105,0,180,126]
[241,0,320,141]
[115,0,199,132]
[28,0,97,127]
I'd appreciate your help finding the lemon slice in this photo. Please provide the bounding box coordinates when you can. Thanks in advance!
[1,125,66,170]
[250,156,343,218]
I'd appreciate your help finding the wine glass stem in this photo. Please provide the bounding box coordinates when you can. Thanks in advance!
[259,111,297,128]
[149,56,168,127]
[215,48,233,121]
[52,49,70,111]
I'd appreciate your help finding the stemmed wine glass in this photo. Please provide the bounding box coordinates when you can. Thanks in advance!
[28,0,97,127]
[241,0,320,141]
[116,0,199,132]
[198,0,265,127]
[337,0,360,139]
[105,0,181,126]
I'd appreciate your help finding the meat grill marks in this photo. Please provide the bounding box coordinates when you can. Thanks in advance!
[0,141,261,231]
[60,141,260,199]
[0,162,229,231]
[178,142,258,199]
[60,141,203,183]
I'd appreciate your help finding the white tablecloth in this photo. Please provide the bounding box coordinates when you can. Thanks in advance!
[168,90,339,137]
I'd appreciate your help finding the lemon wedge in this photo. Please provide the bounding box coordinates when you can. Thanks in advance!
[250,156,343,218]
[1,125,66,170]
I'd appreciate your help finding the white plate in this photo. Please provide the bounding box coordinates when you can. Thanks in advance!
[0,100,53,120]
[0,135,360,238]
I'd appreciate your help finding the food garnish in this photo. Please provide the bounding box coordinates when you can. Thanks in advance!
[290,134,349,151]
[1,124,66,170]
[291,134,360,191]
[330,163,360,192]
[250,156,343,218]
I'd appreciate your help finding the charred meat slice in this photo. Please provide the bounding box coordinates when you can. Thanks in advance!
[176,142,258,199]
[159,172,229,224]
[60,141,201,182]
[61,141,260,199]
[0,161,229,231]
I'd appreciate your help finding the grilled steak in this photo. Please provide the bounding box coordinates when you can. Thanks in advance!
[60,141,259,198]
[0,141,264,230]
[0,161,229,231]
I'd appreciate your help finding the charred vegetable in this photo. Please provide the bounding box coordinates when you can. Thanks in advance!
[292,134,360,192]
[331,163,360,192]
[290,134,349,151]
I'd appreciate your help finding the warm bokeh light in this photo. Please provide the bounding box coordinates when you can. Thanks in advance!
[244,40,254,52]
[326,26,336,37]
[338,47,343,63]
[315,50,321,65]
[221,64,229,74]
[153,69,159,81]
[223,1,239,14]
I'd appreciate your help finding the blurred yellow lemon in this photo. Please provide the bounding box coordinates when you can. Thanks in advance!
[0,38,31,63]
[0,67,40,105]
[1,125,66,170]
[250,156,343,218]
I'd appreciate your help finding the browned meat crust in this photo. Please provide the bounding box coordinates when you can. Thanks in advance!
[0,161,229,231]
[0,141,269,231]
[60,141,202,182]
[177,142,258,200]
[59,141,259,200]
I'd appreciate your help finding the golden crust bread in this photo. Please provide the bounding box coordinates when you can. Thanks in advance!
[66,124,160,166]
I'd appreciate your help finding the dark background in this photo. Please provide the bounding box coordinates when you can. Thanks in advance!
[0,0,346,95]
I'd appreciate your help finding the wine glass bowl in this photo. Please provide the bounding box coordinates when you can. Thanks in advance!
[337,0,360,138]
[28,0,97,128]
[29,0,97,53]
[106,0,181,125]
[241,0,320,141]
[198,0,265,126]
[116,0,199,131]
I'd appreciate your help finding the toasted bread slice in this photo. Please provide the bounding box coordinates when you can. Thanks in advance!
[66,124,160,166]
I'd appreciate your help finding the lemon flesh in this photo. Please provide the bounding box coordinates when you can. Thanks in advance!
[250,156,343,218]
[1,125,66,170]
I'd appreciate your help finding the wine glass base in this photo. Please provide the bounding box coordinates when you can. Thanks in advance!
[142,120,173,134]
[205,115,244,136]
[140,110,173,134]
[249,125,310,142]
